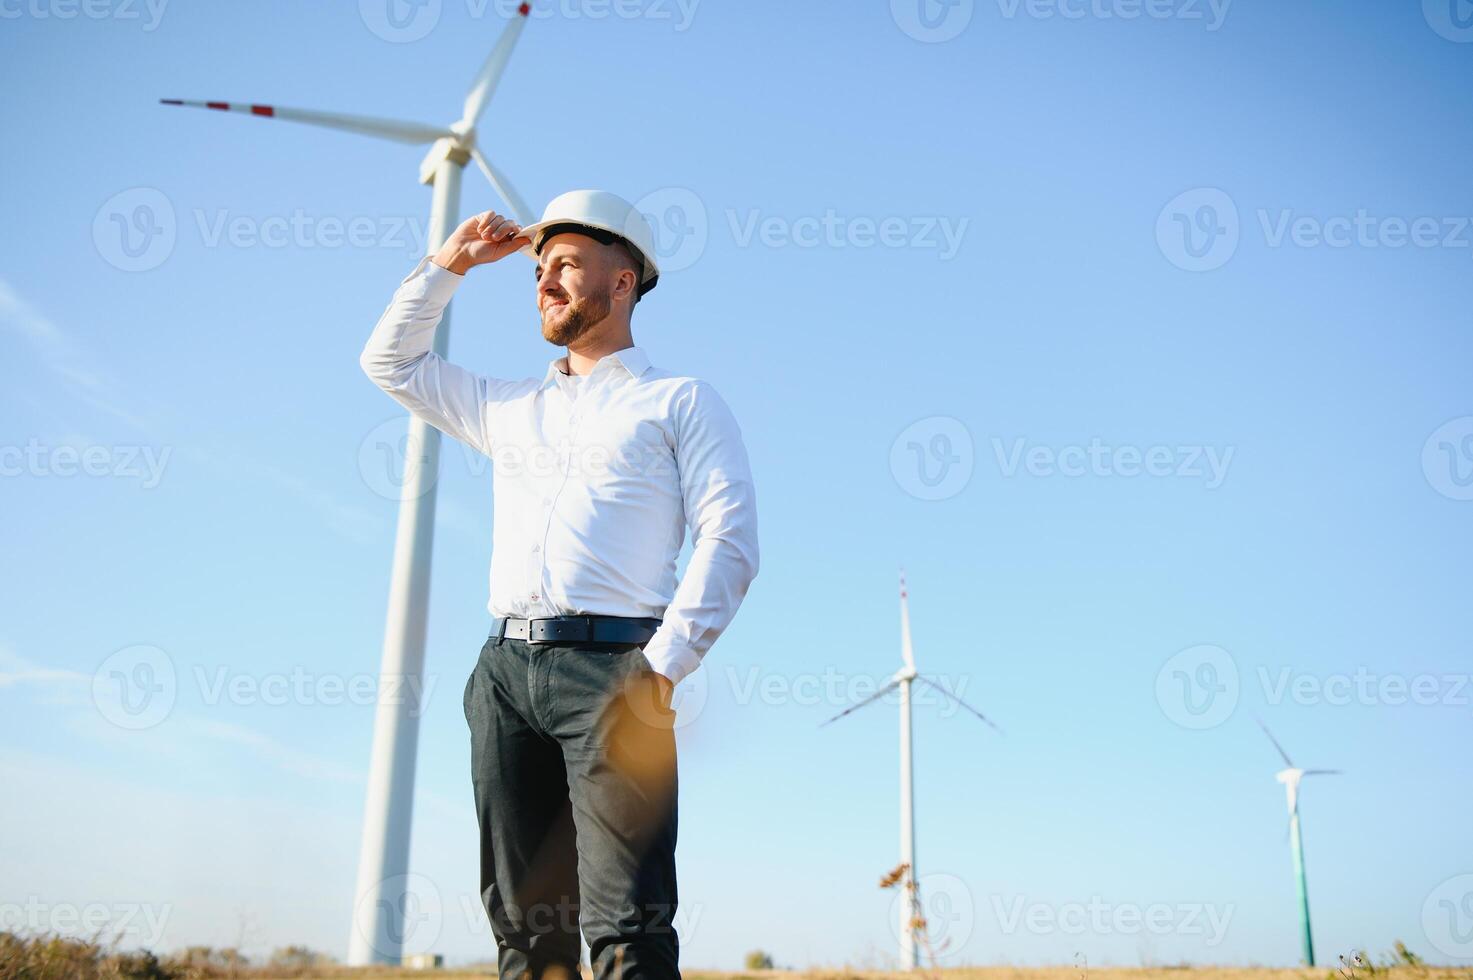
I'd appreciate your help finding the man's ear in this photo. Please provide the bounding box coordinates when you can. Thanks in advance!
[614,266,639,305]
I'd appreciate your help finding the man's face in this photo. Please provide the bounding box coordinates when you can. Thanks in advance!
[534,234,634,346]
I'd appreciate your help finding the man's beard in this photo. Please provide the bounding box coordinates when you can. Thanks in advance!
[541,287,612,346]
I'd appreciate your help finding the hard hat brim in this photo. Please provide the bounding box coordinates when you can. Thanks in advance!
[518,219,659,296]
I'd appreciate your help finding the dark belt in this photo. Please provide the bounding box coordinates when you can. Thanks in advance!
[492,615,662,645]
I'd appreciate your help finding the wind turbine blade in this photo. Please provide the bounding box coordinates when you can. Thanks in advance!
[898,569,916,671]
[1256,718,1295,768]
[159,99,453,145]
[819,679,901,727]
[917,676,1003,734]
[1302,769,1343,777]
[460,3,532,129]
[470,147,533,224]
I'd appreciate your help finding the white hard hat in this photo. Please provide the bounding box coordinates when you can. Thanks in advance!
[518,189,660,297]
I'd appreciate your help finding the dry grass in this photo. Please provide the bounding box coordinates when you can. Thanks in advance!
[4,933,1472,980]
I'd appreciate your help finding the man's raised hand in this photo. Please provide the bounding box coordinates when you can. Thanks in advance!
[432,211,532,276]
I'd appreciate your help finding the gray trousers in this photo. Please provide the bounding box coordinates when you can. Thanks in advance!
[463,632,680,980]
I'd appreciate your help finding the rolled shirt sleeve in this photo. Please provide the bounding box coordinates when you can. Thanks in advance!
[640,381,760,685]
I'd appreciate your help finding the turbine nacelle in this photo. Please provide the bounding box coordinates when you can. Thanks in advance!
[1275,767,1304,786]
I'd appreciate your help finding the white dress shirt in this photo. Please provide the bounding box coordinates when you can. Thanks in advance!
[360,255,760,685]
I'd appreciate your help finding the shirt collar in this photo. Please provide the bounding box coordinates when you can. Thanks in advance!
[541,346,652,389]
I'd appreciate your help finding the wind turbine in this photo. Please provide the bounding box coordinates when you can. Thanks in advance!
[822,571,1000,970]
[1258,720,1341,967]
[161,7,536,966]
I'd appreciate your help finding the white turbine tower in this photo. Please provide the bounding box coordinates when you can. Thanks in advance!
[161,8,536,965]
[822,571,1000,970]
[1258,720,1341,967]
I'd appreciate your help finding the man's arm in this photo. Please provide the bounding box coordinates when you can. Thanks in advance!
[641,381,760,687]
[359,211,530,454]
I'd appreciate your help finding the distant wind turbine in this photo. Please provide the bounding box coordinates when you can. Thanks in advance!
[161,6,536,966]
[1258,720,1341,967]
[822,571,1000,970]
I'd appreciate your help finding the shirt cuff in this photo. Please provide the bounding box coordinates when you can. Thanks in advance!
[640,636,702,686]
[402,254,465,304]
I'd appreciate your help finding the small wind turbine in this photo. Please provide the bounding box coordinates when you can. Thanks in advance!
[822,570,1000,970]
[1258,720,1341,967]
[161,7,536,966]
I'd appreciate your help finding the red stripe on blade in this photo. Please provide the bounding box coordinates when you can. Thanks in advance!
[250,105,274,117]
[206,102,230,110]
[518,2,529,13]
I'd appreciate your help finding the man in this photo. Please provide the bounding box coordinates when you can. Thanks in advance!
[360,189,759,980]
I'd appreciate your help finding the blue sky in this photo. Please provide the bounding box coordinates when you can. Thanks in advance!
[2,0,1472,970]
